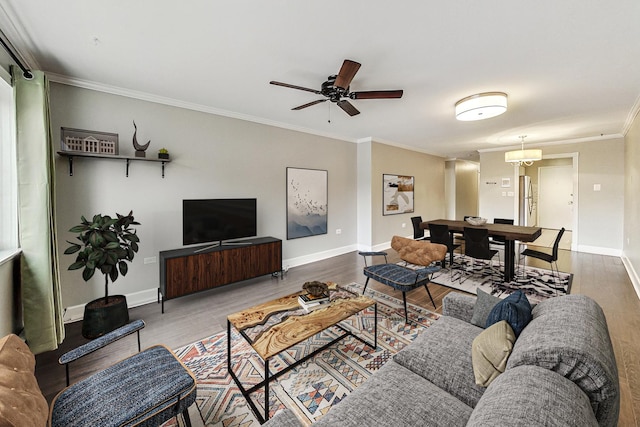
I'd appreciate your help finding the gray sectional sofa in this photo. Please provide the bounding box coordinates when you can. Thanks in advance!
[264,293,619,427]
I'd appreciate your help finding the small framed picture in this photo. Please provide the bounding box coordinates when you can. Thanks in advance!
[60,127,119,155]
[501,178,511,188]
[383,174,414,215]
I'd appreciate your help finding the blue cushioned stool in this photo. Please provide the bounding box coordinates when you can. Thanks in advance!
[50,320,198,427]
[359,251,441,323]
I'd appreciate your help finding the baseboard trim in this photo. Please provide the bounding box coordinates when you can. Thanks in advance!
[622,255,640,301]
[575,245,622,257]
[283,244,358,270]
[63,288,160,324]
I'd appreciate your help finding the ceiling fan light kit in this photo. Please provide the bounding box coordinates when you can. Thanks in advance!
[505,135,542,166]
[455,92,508,121]
[270,59,403,117]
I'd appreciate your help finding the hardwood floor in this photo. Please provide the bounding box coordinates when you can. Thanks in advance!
[35,244,640,426]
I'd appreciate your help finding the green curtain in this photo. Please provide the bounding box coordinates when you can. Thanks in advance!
[14,68,65,354]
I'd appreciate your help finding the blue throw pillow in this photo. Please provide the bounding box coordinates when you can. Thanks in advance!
[485,290,532,337]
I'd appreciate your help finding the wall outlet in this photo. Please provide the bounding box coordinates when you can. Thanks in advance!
[401,223,406,228]
[144,256,157,264]
[336,229,342,235]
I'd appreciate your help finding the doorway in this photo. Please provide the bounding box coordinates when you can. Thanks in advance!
[518,153,578,250]
[538,165,573,231]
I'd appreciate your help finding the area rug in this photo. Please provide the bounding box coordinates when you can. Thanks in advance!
[163,282,439,427]
[404,254,572,304]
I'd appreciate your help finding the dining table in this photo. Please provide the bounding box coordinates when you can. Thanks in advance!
[421,219,542,282]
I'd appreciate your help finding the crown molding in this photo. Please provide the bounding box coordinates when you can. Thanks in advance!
[622,93,640,136]
[477,134,624,153]
[46,72,359,144]
[0,3,40,69]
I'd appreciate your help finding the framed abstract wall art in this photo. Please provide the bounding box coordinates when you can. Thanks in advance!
[286,167,328,239]
[383,174,414,215]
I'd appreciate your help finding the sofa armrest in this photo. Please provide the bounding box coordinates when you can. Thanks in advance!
[262,409,304,427]
[442,292,476,323]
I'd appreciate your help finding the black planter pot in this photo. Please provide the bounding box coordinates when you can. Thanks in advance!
[82,295,129,339]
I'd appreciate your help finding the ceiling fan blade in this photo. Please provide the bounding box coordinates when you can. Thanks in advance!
[334,60,361,90]
[350,90,404,100]
[337,100,360,116]
[292,99,327,110]
[270,81,322,95]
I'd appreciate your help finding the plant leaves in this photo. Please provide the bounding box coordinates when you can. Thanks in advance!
[118,261,128,276]
[68,261,85,270]
[105,241,120,249]
[82,267,95,281]
[64,244,81,255]
[109,268,118,282]
[66,211,140,284]
[124,233,140,243]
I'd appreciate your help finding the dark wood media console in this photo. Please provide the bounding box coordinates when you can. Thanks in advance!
[158,236,282,312]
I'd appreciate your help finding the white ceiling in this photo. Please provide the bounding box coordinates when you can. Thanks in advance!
[2,0,640,158]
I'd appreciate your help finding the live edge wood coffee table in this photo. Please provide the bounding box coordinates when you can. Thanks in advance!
[227,283,377,423]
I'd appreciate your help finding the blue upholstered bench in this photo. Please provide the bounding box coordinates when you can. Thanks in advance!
[359,251,441,322]
[50,321,198,427]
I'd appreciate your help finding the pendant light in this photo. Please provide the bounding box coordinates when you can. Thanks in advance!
[505,135,542,166]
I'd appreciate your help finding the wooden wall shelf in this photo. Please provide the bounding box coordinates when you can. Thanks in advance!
[57,151,170,178]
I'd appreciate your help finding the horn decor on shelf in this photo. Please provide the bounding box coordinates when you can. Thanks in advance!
[132,120,150,157]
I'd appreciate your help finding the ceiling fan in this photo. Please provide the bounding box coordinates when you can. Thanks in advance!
[270,59,403,116]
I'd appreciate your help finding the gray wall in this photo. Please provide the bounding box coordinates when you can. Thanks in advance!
[50,83,359,314]
[624,114,640,296]
[479,137,625,254]
[370,141,445,247]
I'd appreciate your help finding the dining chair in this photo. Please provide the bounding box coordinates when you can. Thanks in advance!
[519,228,565,292]
[453,216,473,243]
[460,227,499,282]
[489,218,514,248]
[410,216,428,240]
[428,223,460,267]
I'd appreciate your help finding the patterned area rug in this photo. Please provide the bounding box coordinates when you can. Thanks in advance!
[163,282,439,427]
[404,253,572,304]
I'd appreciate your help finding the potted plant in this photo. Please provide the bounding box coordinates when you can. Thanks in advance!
[64,211,140,339]
[158,148,170,160]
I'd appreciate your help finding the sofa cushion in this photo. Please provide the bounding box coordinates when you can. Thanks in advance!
[507,295,619,427]
[470,288,501,328]
[485,290,532,336]
[467,365,598,426]
[471,320,515,387]
[0,334,49,427]
[393,316,486,408]
[312,360,473,427]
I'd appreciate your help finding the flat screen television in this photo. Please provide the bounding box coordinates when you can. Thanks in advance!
[183,198,257,247]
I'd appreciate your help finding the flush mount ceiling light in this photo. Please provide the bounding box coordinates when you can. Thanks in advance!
[505,135,542,166]
[455,92,508,121]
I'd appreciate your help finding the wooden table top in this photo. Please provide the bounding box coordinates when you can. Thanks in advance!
[423,219,542,242]
[227,283,375,360]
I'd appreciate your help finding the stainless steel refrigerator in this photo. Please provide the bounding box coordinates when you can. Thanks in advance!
[519,175,535,226]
